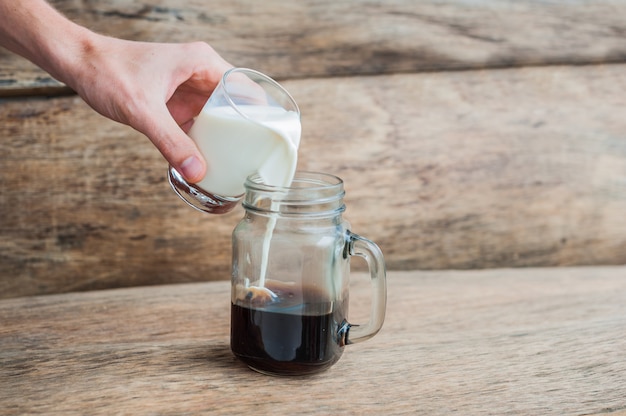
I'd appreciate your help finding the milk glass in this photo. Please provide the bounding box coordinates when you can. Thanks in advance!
[230,171,387,376]
[168,68,300,214]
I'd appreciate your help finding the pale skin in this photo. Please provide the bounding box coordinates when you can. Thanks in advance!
[0,0,233,183]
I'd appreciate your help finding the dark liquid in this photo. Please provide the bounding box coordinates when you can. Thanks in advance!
[231,286,345,376]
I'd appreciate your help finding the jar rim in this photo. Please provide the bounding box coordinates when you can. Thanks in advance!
[243,171,346,216]
[245,171,343,192]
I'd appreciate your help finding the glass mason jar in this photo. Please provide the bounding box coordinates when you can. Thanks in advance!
[230,171,387,376]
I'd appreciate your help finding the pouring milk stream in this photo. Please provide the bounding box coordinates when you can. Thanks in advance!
[189,103,302,296]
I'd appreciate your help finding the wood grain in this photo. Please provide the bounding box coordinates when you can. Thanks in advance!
[1,267,625,415]
[2,64,626,298]
[1,0,625,95]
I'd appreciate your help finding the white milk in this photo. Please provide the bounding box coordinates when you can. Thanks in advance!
[189,105,301,197]
[189,105,301,289]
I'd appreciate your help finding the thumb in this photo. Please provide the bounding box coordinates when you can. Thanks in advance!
[138,106,207,184]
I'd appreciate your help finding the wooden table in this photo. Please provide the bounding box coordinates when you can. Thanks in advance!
[1,267,625,415]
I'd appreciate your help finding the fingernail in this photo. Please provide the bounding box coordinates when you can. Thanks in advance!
[180,156,204,183]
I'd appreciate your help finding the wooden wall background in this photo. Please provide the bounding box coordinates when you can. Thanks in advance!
[1,0,626,298]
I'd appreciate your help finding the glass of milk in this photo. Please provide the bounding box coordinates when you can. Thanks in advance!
[168,68,301,214]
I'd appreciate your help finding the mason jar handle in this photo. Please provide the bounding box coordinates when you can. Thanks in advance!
[341,231,387,345]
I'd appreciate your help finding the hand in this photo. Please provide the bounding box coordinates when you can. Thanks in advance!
[0,0,233,183]
[64,35,233,183]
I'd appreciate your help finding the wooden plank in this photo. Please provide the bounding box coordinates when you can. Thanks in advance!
[294,63,626,272]
[2,0,626,95]
[1,267,625,414]
[0,97,236,297]
[1,63,626,298]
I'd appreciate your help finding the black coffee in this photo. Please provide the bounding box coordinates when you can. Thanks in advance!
[230,284,345,376]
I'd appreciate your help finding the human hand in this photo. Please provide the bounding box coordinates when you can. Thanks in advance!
[63,35,233,183]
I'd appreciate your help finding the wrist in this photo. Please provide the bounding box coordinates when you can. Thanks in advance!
[32,16,99,91]
[43,26,101,91]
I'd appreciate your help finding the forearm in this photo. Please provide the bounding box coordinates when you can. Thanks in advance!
[0,0,95,87]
